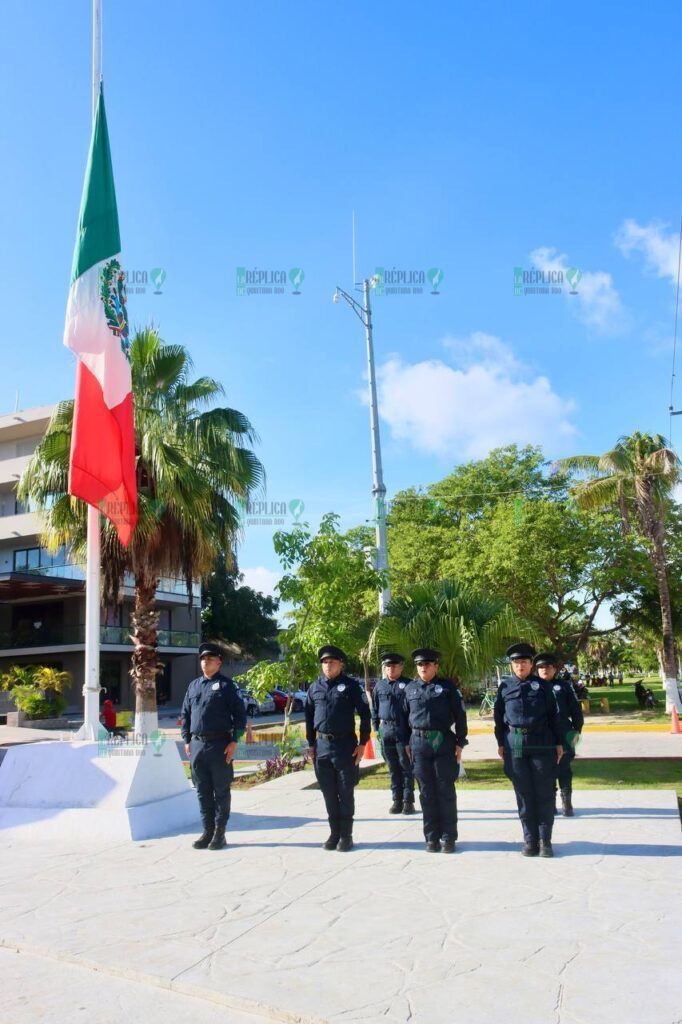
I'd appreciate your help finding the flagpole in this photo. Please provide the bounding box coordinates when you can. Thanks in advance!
[77,0,103,741]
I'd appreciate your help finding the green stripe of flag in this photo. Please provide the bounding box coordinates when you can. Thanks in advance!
[70,83,121,283]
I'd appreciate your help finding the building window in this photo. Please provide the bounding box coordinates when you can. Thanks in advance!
[100,659,121,704]
[13,546,68,573]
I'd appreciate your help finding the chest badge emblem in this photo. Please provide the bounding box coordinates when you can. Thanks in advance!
[337,683,346,693]
[212,682,220,691]
[434,685,443,694]
[530,682,540,691]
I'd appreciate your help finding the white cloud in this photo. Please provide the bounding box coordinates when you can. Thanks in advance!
[239,566,281,599]
[375,334,577,459]
[530,246,624,332]
[615,219,680,283]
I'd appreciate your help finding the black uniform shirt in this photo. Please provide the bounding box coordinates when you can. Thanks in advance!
[493,674,562,746]
[400,677,468,747]
[550,677,584,734]
[305,672,372,745]
[371,675,411,731]
[180,672,247,744]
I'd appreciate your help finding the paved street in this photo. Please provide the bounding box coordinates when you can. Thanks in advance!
[1,770,680,1024]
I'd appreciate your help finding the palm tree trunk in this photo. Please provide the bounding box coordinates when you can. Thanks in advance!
[650,537,682,711]
[131,573,160,734]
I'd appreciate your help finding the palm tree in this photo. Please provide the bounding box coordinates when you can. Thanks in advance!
[372,579,530,697]
[19,327,264,730]
[557,432,681,708]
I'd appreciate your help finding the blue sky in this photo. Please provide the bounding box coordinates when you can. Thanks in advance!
[2,1,682,600]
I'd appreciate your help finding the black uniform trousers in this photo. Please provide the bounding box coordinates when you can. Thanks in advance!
[411,731,459,843]
[557,732,576,789]
[314,736,358,839]
[380,724,414,802]
[190,737,234,830]
[503,729,555,844]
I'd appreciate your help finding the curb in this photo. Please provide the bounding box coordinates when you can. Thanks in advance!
[0,938,328,1024]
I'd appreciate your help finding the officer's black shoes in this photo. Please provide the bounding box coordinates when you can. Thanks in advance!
[322,835,340,851]
[560,787,574,816]
[522,842,539,856]
[442,838,456,854]
[192,829,213,849]
[208,829,227,850]
[389,800,403,814]
[425,840,441,853]
[403,799,416,815]
[336,836,354,852]
[539,840,554,858]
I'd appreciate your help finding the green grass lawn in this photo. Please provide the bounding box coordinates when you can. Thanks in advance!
[357,758,682,798]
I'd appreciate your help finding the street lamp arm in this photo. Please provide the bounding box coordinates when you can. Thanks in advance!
[334,285,368,325]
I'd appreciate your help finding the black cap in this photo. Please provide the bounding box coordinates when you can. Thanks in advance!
[199,642,224,659]
[381,651,405,665]
[533,651,558,667]
[412,647,441,663]
[318,644,346,662]
[505,642,536,660]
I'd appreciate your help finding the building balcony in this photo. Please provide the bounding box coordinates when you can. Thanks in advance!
[0,624,200,653]
[0,511,42,542]
[0,563,200,607]
[0,454,32,486]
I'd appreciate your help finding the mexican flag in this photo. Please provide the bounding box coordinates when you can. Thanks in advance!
[64,84,137,546]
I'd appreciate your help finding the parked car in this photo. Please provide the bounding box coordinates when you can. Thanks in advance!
[271,688,308,713]
[237,687,261,718]
[271,689,289,712]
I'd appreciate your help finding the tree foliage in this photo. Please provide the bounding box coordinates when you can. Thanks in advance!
[202,554,279,656]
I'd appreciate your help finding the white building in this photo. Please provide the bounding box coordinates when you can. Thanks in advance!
[0,405,201,717]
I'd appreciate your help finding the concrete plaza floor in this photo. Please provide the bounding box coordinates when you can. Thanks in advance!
[1,769,680,1024]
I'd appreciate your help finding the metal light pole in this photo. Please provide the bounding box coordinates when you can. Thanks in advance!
[334,278,391,612]
[76,0,103,740]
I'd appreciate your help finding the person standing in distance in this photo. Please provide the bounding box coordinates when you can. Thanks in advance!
[181,642,246,850]
[401,648,468,853]
[533,651,583,817]
[305,645,371,852]
[494,642,563,857]
[371,652,415,815]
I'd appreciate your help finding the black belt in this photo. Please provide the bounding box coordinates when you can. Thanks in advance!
[411,728,445,738]
[317,732,354,741]
[192,732,231,741]
[380,719,397,725]
[508,725,545,735]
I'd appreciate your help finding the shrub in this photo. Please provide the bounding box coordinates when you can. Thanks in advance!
[10,685,67,720]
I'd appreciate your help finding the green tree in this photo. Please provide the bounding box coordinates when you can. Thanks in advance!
[202,554,279,656]
[558,432,681,708]
[19,328,264,729]
[372,579,528,697]
[386,446,635,661]
[236,514,385,736]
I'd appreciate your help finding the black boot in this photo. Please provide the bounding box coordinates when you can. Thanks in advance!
[560,787,574,817]
[337,836,354,852]
[539,839,554,857]
[192,826,213,850]
[442,838,456,853]
[208,817,228,850]
[403,797,416,815]
[322,834,340,850]
[425,839,441,852]
[389,799,403,814]
[522,841,539,856]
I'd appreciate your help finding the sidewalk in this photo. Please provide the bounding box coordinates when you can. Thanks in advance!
[1,770,680,1024]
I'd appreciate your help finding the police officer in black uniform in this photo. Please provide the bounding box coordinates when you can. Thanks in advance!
[305,645,371,852]
[400,648,468,853]
[533,651,583,817]
[181,642,246,850]
[371,652,415,815]
[494,642,563,857]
